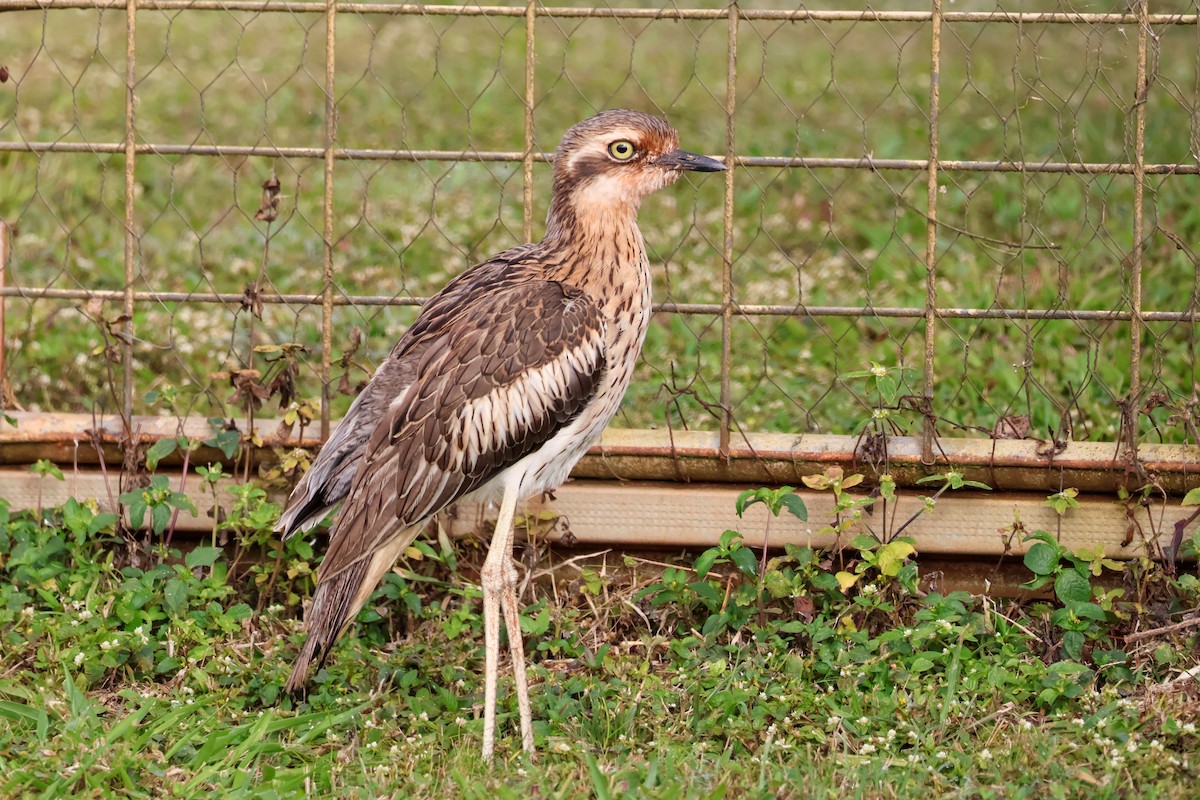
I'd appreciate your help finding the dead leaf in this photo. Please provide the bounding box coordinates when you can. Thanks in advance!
[991,414,1031,440]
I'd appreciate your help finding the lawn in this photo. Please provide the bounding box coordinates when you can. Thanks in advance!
[1,1,1197,441]
[1,482,1199,798]
[2,4,1200,795]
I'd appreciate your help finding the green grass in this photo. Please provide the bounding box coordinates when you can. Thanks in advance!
[2,481,1199,798]
[1,3,1198,440]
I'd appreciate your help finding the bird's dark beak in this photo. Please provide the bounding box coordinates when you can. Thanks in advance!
[655,149,727,172]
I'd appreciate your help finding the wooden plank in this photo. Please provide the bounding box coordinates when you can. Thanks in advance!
[3,469,1187,561]
[3,411,1198,494]
[465,480,1179,560]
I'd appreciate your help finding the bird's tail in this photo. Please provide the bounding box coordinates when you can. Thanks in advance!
[284,525,421,693]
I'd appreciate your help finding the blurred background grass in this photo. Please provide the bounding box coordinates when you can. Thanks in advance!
[0,0,1197,442]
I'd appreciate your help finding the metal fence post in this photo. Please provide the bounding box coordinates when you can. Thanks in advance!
[122,0,138,422]
[320,0,339,441]
[719,2,738,459]
[921,0,943,466]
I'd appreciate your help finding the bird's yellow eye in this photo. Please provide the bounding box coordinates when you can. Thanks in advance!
[608,140,636,160]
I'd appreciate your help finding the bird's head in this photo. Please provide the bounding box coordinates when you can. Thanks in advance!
[547,110,724,233]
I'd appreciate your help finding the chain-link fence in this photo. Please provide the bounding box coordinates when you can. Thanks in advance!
[1,1,1198,466]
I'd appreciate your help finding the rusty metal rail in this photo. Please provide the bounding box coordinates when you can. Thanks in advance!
[4,412,1198,495]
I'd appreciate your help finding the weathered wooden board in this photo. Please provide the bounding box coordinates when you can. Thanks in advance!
[2,469,1185,562]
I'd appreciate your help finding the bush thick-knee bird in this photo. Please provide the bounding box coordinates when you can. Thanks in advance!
[277,109,724,760]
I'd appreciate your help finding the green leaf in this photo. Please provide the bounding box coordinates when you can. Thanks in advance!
[30,459,65,481]
[225,603,253,621]
[1054,569,1091,604]
[849,534,878,551]
[718,529,742,551]
[145,437,179,471]
[730,546,758,577]
[89,513,118,536]
[205,428,240,460]
[735,489,761,517]
[1182,487,1200,507]
[127,499,148,530]
[1070,602,1108,623]
[690,581,723,608]
[694,548,721,578]
[185,546,222,570]
[1019,574,1054,592]
[779,494,808,521]
[150,503,171,534]
[62,498,92,536]
[164,578,188,614]
[878,474,896,502]
[1023,542,1060,576]
[1062,630,1084,661]
[875,373,898,404]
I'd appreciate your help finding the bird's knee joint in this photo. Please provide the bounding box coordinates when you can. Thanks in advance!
[480,560,519,592]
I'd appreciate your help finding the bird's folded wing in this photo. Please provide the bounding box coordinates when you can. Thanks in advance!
[315,280,608,582]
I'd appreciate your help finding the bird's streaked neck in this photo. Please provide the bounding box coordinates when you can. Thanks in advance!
[542,172,648,247]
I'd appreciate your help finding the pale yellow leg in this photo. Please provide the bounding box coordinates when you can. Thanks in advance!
[480,483,521,762]
[500,574,535,754]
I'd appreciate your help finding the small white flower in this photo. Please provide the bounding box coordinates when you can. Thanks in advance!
[455,717,467,727]
[21,607,35,618]
[553,741,571,753]
[935,750,947,759]
[418,711,429,722]
[73,652,85,666]
[1182,722,1197,734]
[870,364,888,377]
[860,743,877,754]
[980,748,992,761]
[78,610,93,621]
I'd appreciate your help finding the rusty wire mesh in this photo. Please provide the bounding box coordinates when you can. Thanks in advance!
[0,1,1198,461]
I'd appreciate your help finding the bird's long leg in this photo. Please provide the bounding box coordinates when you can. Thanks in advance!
[500,561,535,754]
[480,481,519,762]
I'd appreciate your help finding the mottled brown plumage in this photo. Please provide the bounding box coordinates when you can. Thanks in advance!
[278,109,724,759]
